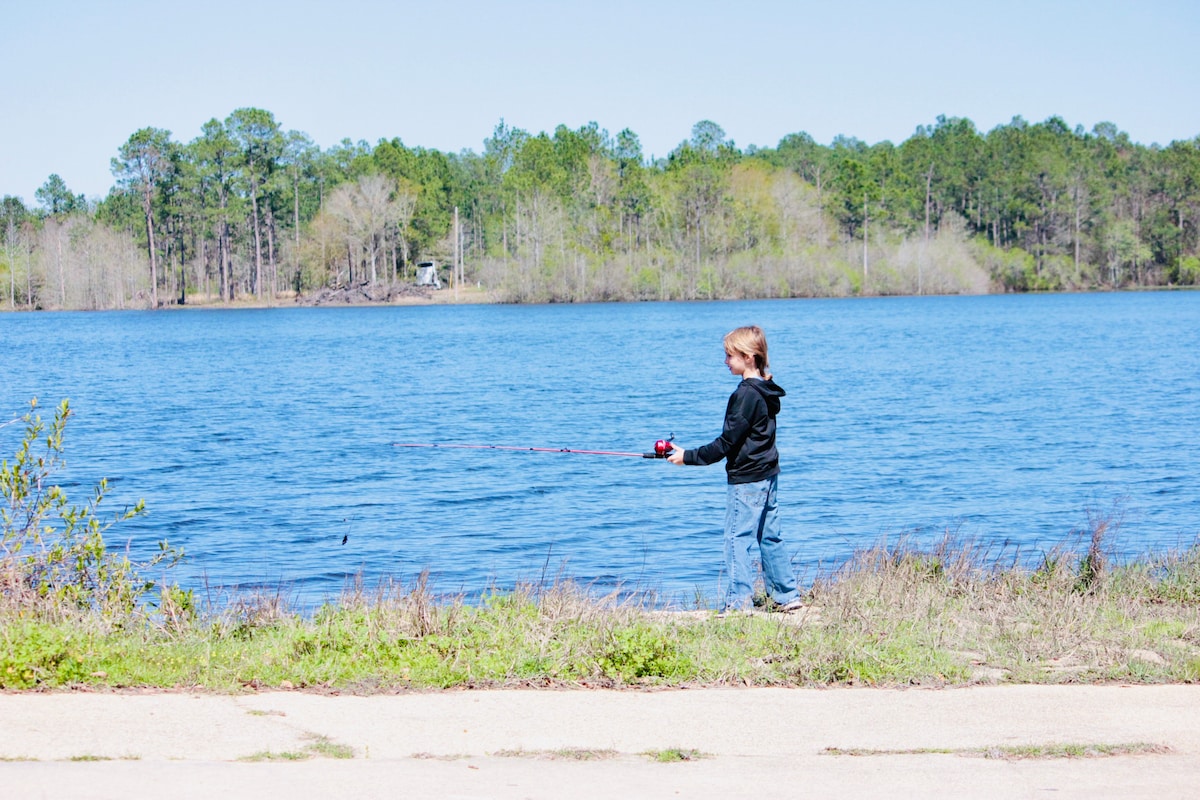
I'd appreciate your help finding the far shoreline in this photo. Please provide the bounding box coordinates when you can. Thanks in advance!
[1,284,1196,314]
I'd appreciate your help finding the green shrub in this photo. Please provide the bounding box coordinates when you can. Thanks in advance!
[1167,255,1200,285]
[0,621,89,688]
[1,398,180,620]
[596,624,692,681]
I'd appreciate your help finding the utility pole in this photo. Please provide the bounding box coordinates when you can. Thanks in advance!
[862,194,869,293]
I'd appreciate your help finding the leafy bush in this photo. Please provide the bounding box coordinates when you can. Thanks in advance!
[1,398,179,619]
[596,624,692,681]
[0,620,89,688]
[1167,255,1200,286]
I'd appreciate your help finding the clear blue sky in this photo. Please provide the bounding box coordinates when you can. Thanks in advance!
[4,0,1198,205]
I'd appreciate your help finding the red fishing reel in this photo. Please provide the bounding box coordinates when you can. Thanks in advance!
[644,436,677,459]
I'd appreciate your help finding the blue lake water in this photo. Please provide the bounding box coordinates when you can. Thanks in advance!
[2,293,1198,609]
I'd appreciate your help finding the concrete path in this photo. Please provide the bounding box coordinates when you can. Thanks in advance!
[2,685,1197,798]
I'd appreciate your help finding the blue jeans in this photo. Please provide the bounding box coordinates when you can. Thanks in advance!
[723,476,798,611]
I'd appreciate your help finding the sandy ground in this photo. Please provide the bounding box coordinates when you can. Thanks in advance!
[1,685,1197,799]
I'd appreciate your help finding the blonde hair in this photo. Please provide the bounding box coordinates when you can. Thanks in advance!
[724,325,770,377]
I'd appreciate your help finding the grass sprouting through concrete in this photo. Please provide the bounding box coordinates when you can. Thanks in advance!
[822,742,1172,759]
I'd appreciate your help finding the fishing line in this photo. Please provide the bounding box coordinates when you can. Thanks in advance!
[391,437,676,459]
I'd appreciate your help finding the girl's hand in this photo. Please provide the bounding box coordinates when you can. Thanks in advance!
[666,446,686,465]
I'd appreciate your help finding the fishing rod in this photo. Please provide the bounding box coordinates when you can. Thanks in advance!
[391,437,677,459]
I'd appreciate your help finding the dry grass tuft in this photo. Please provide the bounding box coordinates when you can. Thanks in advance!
[806,526,1200,683]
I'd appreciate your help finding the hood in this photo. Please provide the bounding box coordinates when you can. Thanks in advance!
[745,377,785,414]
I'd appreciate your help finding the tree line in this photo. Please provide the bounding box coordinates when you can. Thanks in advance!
[2,110,1199,309]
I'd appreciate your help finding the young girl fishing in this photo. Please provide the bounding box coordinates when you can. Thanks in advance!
[667,325,802,613]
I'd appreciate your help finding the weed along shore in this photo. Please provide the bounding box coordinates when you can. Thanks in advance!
[4,538,1200,691]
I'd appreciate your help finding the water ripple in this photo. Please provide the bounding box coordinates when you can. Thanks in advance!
[2,294,1199,609]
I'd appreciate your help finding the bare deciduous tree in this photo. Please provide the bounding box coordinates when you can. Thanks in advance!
[324,174,407,285]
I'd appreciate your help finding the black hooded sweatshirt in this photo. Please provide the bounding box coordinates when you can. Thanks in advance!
[682,377,786,484]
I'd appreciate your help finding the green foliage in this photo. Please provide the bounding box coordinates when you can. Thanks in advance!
[595,624,692,681]
[1167,255,1200,285]
[805,628,970,685]
[1109,548,1200,604]
[0,620,89,688]
[974,242,1036,291]
[1,398,179,619]
[15,110,1200,306]
[34,174,86,217]
[304,735,354,759]
[644,747,707,762]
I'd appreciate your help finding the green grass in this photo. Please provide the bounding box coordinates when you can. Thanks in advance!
[822,742,1171,760]
[411,752,471,761]
[4,535,1200,692]
[237,734,353,762]
[493,747,703,762]
[303,734,354,759]
[494,747,621,761]
[238,750,310,762]
[989,742,1171,759]
[643,748,708,762]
